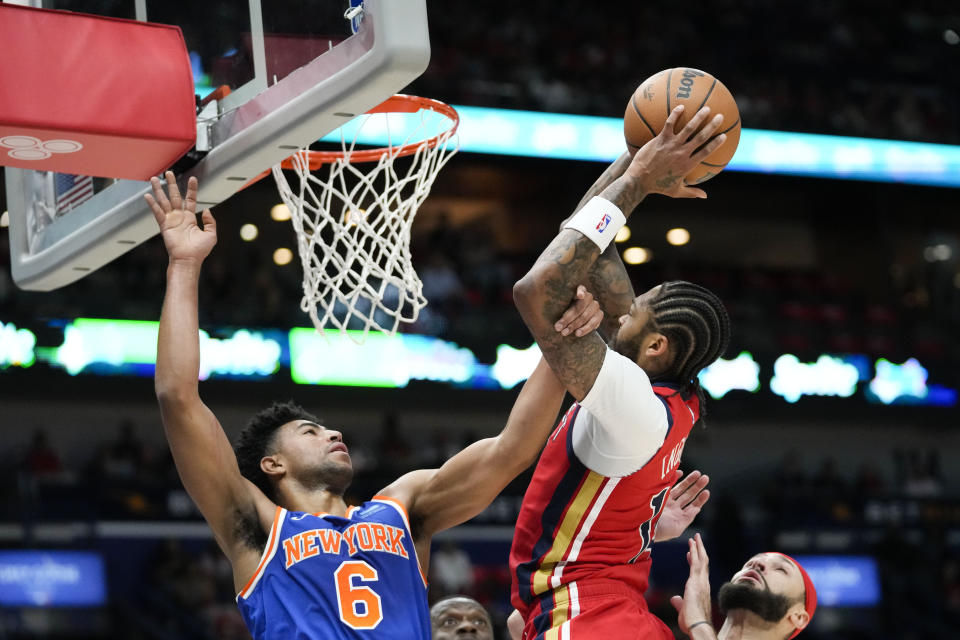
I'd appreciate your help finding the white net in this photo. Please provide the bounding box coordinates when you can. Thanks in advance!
[271,99,458,343]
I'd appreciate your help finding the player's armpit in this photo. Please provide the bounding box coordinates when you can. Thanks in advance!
[156,396,274,562]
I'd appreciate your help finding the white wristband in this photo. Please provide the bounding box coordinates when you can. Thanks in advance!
[562,197,626,252]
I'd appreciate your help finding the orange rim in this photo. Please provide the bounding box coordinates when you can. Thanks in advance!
[244,95,459,187]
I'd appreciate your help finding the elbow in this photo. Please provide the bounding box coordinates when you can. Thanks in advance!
[516,448,540,472]
[513,271,542,316]
[496,435,540,476]
[154,380,195,408]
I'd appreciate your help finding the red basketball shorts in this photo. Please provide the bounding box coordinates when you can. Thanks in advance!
[520,580,674,640]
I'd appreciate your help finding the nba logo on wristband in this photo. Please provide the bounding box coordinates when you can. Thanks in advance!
[563,197,625,252]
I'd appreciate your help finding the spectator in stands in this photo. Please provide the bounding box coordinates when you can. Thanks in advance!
[22,429,63,478]
[430,540,476,598]
[431,596,494,640]
[103,419,144,479]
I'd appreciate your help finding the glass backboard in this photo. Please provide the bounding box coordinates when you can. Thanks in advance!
[5,0,429,290]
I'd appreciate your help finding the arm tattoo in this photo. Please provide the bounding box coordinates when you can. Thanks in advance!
[556,154,637,334]
[589,246,634,337]
[526,230,608,398]
[561,152,633,229]
[534,230,601,322]
[600,176,648,212]
[518,172,646,399]
[535,320,608,399]
[655,171,682,190]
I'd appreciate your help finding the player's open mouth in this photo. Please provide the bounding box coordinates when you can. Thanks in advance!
[737,570,763,586]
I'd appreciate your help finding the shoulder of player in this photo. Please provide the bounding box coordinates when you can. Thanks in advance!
[376,469,431,511]
[375,469,433,536]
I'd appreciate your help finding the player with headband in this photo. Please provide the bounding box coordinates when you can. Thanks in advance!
[672,534,817,639]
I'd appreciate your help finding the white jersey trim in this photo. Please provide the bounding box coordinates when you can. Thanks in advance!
[236,506,287,601]
[550,477,620,590]
[370,496,428,589]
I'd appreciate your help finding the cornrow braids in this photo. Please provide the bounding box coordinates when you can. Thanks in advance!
[649,281,731,410]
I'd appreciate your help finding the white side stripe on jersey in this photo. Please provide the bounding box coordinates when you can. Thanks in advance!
[550,478,620,589]
[237,507,287,600]
[569,581,581,619]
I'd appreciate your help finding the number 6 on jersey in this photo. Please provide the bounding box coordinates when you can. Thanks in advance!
[335,561,383,630]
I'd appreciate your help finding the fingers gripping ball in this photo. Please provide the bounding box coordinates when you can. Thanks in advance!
[624,68,741,184]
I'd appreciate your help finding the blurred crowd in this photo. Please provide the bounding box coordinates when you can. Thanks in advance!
[412,1,959,144]
[5,415,960,638]
[1,205,957,378]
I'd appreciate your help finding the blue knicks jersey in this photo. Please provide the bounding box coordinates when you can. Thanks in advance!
[237,495,430,640]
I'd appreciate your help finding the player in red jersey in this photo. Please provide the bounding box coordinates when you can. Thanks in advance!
[506,471,712,639]
[511,105,731,639]
[146,172,607,640]
[671,534,817,639]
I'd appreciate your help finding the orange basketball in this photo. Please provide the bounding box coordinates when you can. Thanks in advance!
[623,68,741,185]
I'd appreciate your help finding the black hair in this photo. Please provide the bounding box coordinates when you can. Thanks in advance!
[234,400,319,499]
[649,280,731,411]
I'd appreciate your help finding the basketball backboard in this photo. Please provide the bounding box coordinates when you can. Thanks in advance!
[4,0,430,290]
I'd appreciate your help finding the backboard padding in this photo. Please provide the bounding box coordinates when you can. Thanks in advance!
[6,0,430,290]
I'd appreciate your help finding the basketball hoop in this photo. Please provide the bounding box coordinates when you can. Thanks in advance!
[270,94,459,343]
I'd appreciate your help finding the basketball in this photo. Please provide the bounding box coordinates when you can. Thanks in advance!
[624,68,741,185]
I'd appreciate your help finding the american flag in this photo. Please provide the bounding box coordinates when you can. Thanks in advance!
[55,173,94,213]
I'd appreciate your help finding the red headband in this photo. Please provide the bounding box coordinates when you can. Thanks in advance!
[767,552,816,638]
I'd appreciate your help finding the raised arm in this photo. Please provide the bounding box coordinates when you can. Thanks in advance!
[671,533,718,640]
[560,151,635,339]
[380,289,602,542]
[514,106,726,400]
[654,470,711,542]
[148,173,272,572]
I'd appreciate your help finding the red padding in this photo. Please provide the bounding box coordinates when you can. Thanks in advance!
[0,4,195,180]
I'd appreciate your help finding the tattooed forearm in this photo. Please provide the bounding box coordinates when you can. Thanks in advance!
[589,246,634,337]
[513,232,611,399]
[534,326,608,400]
[561,152,633,230]
[513,171,647,400]
[532,230,602,320]
[599,175,648,215]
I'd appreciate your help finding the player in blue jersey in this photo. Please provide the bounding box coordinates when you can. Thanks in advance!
[146,172,607,640]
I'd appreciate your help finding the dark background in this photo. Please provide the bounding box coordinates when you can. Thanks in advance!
[1,1,959,638]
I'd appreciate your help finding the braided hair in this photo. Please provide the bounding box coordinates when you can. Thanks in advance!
[649,281,731,410]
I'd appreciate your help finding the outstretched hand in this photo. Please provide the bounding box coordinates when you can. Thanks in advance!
[655,469,711,541]
[626,105,727,199]
[554,285,603,337]
[671,533,715,637]
[145,171,217,264]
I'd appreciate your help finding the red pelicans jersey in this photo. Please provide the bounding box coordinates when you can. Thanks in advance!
[510,350,699,637]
